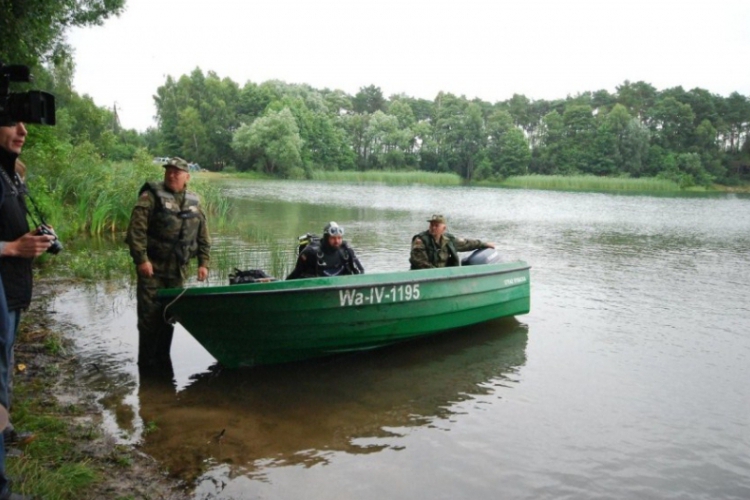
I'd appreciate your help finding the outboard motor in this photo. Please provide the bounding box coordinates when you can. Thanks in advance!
[462,248,502,266]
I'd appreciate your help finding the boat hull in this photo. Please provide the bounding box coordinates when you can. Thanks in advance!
[158,261,531,368]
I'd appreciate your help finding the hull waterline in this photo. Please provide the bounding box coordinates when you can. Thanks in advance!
[158,261,531,368]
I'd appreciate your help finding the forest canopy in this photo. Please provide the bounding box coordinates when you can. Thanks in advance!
[149,69,750,187]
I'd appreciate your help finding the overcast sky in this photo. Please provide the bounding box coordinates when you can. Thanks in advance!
[66,0,750,132]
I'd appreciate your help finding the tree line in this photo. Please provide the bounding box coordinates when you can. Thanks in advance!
[150,70,749,187]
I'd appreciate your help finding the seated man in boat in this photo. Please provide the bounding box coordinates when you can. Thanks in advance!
[410,214,495,269]
[286,222,365,279]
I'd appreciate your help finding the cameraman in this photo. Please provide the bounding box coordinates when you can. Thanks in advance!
[0,182,32,500]
[0,120,55,448]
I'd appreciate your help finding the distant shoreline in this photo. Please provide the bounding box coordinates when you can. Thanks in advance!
[200,170,750,193]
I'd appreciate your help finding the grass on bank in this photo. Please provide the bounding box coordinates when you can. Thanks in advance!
[310,170,463,185]
[498,174,683,192]
[8,321,102,499]
[302,170,691,191]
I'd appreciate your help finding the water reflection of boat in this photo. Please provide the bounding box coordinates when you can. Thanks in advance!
[137,318,528,483]
[157,260,531,368]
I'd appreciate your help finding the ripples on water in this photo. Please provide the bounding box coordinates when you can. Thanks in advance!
[53,183,750,500]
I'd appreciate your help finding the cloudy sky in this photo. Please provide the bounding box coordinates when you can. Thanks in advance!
[66,0,750,131]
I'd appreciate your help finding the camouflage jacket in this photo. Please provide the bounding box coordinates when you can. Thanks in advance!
[125,182,210,268]
[409,231,486,269]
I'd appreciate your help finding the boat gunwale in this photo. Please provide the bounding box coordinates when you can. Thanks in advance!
[159,262,531,299]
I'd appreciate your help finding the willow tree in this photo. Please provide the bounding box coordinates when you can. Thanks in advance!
[231,108,303,177]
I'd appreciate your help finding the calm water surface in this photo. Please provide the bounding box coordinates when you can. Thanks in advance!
[51,181,750,499]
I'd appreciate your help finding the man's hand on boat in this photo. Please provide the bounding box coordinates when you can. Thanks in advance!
[197,266,208,281]
[137,261,154,278]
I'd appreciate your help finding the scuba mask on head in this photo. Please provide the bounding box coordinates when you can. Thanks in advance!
[323,221,344,237]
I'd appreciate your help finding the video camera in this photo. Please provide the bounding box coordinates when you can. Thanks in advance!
[0,61,56,126]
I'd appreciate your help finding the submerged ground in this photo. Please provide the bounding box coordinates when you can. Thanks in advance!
[12,283,185,500]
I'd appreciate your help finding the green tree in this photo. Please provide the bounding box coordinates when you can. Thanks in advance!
[365,110,406,170]
[493,128,531,178]
[506,94,533,135]
[390,94,434,122]
[534,111,564,174]
[0,0,125,66]
[693,118,725,181]
[388,99,416,130]
[231,108,303,177]
[237,81,274,122]
[352,85,386,114]
[432,94,486,180]
[656,152,712,187]
[340,112,371,170]
[322,88,353,115]
[559,104,596,174]
[616,81,657,121]
[153,68,239,168]
[648,96,696,152]
[592,104,650,176]
[273,96,354,172]
[485,110,529,178]
[721,92,750,153]
[175,106,209,162]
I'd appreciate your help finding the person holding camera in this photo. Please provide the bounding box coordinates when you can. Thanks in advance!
[0,121,56,451]
[126,157,210,371]
[0,170,32,500]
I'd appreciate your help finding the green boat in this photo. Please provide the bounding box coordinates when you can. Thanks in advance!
[158,256,531,368]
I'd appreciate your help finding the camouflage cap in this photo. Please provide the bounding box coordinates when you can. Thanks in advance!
[163,157,190,172]
[427,214,447,224]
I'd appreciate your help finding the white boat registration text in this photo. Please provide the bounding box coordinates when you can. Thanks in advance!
[339,284,421,307]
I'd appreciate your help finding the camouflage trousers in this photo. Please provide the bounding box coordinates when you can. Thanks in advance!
[136,260,187,367]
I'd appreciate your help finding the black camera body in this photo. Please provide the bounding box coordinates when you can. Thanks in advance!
[36,224,62,255]
[0,61,56,126]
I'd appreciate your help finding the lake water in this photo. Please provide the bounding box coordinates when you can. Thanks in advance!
[51,181,750,500]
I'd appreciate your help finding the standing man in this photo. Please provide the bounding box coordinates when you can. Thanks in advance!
[286,221,364,279]
[410,214,495,269]
[126,157,210,369]
[0,155,32,500]
[0,121,55,448]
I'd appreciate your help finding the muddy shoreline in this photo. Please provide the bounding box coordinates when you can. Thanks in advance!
[15,280,188,500]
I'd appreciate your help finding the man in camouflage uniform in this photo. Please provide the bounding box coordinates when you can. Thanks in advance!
[126,157,210,368]
[410,214,495,269]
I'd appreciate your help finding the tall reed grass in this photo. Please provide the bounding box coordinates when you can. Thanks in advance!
[25,146,230,239]
[500,175,682,192]
[207,235,296,284]
[310,170,462,185]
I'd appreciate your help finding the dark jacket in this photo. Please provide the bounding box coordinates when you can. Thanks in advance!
[286,238,364,280]
[0,148,32,310]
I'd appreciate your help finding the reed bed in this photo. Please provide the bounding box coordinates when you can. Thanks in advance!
[500,175,681,192]
[26,147,230,240]
[310,170,462,185]
[205,217,300,281]
[208,235,296,284]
